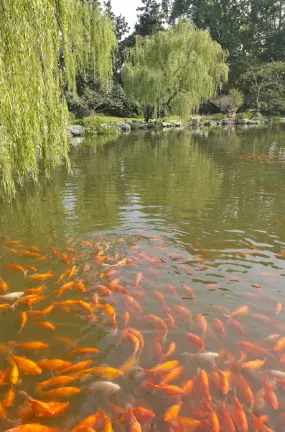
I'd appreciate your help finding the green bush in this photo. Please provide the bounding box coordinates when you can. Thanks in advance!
[236,111,253,119]
[271,116,281,123]
[212,113,224,121]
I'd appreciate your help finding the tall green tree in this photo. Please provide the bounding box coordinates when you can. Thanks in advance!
[169,0,285,77]
[123,20,228,120]
[240,62,285,112]
[135,0,166,37]
[0,0,117,197]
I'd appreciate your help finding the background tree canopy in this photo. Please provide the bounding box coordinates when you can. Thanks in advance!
[123,20,228,119]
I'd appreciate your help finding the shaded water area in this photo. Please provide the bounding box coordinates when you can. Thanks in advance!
[0,125,285,431]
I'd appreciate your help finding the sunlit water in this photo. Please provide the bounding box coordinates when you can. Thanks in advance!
[0,126,285,431]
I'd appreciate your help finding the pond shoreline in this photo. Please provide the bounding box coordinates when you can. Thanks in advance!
[67,116,284,139]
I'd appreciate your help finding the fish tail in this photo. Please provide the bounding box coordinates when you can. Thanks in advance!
[162,330,168,344]
[8,341,16,348]
[18,390,29,400]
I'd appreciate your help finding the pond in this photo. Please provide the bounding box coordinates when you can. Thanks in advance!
[0,125,285,431]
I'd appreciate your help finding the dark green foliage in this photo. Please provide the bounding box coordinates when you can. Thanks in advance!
[240,62,285,113]
[135,0,166,37]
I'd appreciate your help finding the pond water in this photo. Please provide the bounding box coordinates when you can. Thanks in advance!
[0,125,285,431]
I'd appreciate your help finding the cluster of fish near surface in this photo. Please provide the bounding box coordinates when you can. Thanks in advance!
[239,153,285,166]
[0,237,284,431]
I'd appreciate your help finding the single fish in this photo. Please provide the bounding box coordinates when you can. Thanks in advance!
[0,292,25,301]
[83,381,120,395]
[182,351,219,364]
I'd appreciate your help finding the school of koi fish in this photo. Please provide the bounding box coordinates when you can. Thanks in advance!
[0,235,284,432]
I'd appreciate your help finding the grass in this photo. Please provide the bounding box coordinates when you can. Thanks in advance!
[71,114,144,125]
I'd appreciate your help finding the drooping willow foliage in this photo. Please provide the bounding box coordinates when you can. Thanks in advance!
[123,20,228,119]
[58,0,117,93]
[0,0,117,198]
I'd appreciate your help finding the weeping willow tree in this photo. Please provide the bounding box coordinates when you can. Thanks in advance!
[123,20,228,120]
[0,0,117,198]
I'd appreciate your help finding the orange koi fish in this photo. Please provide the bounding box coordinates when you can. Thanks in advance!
[68,265,77,280]
[8,358,19,384]
[233,393,248,432]
[182,285,195,299]
[10,354,42,375]
[75,280,86,292]
[231,305,249,319]
[174,305,192,321]
[81,366,124,380]
[68,348,99,356]
[148,360,179,375]
[213,318,225,338]
[58,359,93,376]
[7,248,18,254]
[183,378,194,395]
[24,286,45,295]
[9,341,48,351]
[55,336,77,349]
[33,321,55,331]
[29,305,54,318]
[2,386,15,408]
[168,284,177,294]
[229,319,248,336]
[166,313,177,329]
[242,359,266,370]
[27,295,47,307]
[177,417,201,431]
[214,366,231,395]
[145,383,185,397]
[27,246,40,252]
[236,341,267,357]
[273,336,285,352]
[161,342,176,361]
[275,302,282,316]
[126,405,142,432]
[161,365,184,385]
[233,372,254,407]
[196,314,207,337]
[123,311,130,327]
[187,333,205,352]
[55,281,75,296]
[72,412,99,432]
[135,272,142,287]
[25,270,53,281]
[38,387,80,400]
[36,375,76,393]
[5,425,61,432]
[77,299,94,315]
[163,401,182,423]
[0,304,10,311]
[0,278,8,293]
[20,250,40,257]
[128,333,140,355]
[219,403,235,432]
[263,378,278,410]
[37,359,71,372]
[124,295,142,315]
[204,402,220,432]
[146,314,168,339]
[198,369,211,401]
[6,264,25,272]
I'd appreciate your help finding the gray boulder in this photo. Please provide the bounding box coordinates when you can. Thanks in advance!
[67,125,85,137]
[116,122,131,132]
[221,118,230,125]
[236,118,248,124]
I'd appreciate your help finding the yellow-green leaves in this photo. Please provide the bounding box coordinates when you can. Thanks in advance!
[0,0,117,198]
[123,20,228,120]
